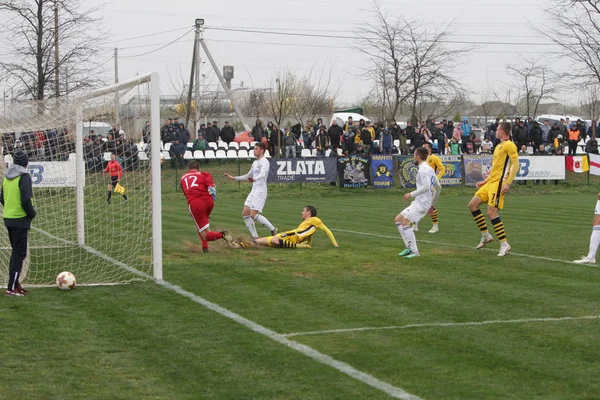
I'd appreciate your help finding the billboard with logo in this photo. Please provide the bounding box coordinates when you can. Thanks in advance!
[337,155,371,188]
[27,159,77,187]
[370,155,394,188]
[463,155,565,185]
[267,158,338,183]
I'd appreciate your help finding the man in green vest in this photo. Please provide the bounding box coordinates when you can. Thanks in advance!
[1,150,36,296]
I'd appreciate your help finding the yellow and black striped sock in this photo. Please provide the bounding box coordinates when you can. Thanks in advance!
[279,239,297,249]
[238,240,258,249]
[491,217,506,242]
[471,209,489,233]
[430,208,439,224]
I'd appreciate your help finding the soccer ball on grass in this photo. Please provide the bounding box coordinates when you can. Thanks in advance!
[56,271,76,290]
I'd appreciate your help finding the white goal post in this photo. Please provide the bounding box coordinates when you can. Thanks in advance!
[0,72,162,285]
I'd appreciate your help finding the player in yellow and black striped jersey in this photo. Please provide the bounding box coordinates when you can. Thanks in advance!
[227,206,339,249]
[467,122,519,257]
[422,142,445,233]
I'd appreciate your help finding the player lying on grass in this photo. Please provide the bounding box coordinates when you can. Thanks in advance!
[225,205,339,249]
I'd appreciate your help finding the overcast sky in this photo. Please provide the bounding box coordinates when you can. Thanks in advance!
[4,0,570,107]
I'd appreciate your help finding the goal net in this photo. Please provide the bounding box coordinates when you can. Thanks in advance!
[0,73,162,286]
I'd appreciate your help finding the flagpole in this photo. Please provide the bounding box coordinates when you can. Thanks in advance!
[588,153,590,185]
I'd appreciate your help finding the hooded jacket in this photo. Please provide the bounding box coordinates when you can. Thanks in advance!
[1,164,36,228]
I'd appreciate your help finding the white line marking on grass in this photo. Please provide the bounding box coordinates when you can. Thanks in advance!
[157,280,422,400]
[55,236,421,400]
[332,229,600,269]
[282,315,600,337]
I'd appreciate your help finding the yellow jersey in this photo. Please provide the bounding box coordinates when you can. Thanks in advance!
[487,140,519,184]
[426,154,445,181]
[281,217,338,247]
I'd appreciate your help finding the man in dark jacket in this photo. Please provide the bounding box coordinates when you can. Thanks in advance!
[251,119,264,142]
[432,122,446,154]
[404,121,415,141]
[327,120,343,150]
[411,129,425,150]
[1,150,36,296]
[513,120,529,150]
[389,122,402,141]
[220,121,236,144]
[204,122,217,143]
[177,123,190,148]
[530,121,543,153]
[169,139,186,169]
[211,121,221,142]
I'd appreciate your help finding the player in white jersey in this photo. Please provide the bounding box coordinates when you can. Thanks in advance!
[395,147,441,258]
[225,142,277,238]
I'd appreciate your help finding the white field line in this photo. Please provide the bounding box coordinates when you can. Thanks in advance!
[30,228,420,400]
[332,229,600,269]
[282,315,600,338]
[158,279,421,400]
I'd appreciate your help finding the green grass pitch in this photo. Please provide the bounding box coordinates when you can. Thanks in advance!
[2,162,600,399]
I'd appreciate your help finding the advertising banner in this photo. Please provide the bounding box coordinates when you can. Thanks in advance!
[463,155,565,186]
[370,155,394,189]
[439,155,463,186]
[338,155,371,188]
[397,156,418,188]
[27,159,77,187]
[267,158,338,183]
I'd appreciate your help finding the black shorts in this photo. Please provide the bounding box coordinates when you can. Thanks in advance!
[110,176,119,186]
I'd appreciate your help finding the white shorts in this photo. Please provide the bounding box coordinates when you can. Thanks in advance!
[401,203,429,224]
[244,191,267,213]
[595,200,600,215]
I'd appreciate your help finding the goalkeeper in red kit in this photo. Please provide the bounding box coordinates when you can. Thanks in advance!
[104,153,128,204]
[180,160,233,252]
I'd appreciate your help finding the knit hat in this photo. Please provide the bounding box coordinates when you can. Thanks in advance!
[12,150,29,167]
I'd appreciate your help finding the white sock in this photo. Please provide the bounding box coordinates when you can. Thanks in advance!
[403,225,419,254]
[588,226,600,259]
[483,231,493,239]
[243,216,258,238]
[396,222,408,247]
[254,214,275,231]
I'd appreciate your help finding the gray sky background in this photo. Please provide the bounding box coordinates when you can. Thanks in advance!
[6,0,572,107]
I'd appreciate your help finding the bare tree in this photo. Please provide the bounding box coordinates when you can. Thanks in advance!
[357,2,466,124]
[506,57,556,118]
[242,89,266,120]
[489,83,518,119]
[291,67,339,127]
[264,69,297,156]
[355,3,412,122]
[534,1,600,87]
[264,69,296,129]
[0,0,105,101]
[167,69,225,136]
[581,84,600,136]
[403,22,464,125]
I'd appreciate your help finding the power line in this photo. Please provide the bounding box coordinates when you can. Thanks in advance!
[205,38,552,54]
[204,26,557,46]
[121,29,194,58]
[102,27,193,44]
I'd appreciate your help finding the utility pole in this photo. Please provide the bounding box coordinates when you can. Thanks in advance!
[54,0,59,97]
[186,19,203,135]
[195,22,202,136]
[114,48,120,124]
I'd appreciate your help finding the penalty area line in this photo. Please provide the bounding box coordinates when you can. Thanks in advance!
[282,315,600,337]
[331,229,600,269]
